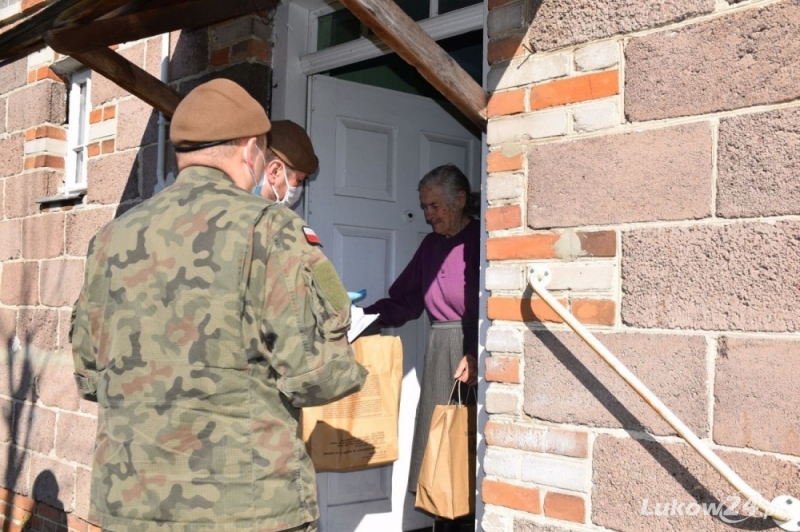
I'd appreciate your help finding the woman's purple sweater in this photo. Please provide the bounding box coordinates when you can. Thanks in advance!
[364,218,480,357]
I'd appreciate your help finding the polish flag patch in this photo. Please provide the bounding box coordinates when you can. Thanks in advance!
[303,226,322,246]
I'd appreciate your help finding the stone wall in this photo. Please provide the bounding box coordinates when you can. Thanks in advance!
[0,14,273,530]
[482,0,800,530]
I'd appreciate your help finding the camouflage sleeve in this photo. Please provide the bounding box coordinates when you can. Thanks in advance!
[263,216,367,408]
[70,236,100,402]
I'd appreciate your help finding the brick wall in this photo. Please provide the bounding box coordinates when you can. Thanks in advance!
[0,13,274,529]
[483,0,800,531]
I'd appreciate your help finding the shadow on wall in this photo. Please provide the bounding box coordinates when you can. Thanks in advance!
[529,323,776,531]
[113,27,274,219]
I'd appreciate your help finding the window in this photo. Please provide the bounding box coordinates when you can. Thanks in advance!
[64,69,90,194]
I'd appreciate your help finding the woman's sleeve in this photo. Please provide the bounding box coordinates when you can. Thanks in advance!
[364,242,426,327]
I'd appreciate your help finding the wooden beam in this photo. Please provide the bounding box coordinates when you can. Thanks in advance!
[45,0,276,56]
[71,47,181,116]
[339,0,487,131]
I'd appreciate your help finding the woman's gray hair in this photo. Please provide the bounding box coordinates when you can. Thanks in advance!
[418,164,480,217]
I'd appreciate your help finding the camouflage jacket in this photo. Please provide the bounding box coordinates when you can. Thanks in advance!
[71,166,367,532]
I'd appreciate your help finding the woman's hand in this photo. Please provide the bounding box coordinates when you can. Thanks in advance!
[454,355,478,386]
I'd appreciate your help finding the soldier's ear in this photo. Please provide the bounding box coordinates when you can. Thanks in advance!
[265,158,284,185]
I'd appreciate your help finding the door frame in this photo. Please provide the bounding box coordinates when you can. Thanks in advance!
[270,1,492,527]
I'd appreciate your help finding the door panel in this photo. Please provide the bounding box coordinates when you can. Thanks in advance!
[307,74,480,532]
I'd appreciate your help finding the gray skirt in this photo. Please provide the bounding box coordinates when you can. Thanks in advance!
[408,320,476,493]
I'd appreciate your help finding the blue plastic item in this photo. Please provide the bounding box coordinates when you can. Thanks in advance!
[347,289,367,303]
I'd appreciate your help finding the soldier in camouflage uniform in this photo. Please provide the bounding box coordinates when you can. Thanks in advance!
[71,79,367,532]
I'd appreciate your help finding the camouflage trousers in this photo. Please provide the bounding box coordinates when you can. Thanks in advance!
[284,522,318,532]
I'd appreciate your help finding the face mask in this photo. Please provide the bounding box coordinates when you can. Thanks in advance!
[271,163,303,207]
[247,145,267,196]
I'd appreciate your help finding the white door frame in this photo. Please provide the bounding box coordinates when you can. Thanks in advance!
[270,2,491,528]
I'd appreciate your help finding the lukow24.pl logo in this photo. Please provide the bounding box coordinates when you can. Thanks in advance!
[640,492,767,524]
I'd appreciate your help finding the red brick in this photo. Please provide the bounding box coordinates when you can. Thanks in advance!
[67,513,88,532]
[571,299,615,325]
[12,494,34,512]
[487,234,559,260]
[22,214,64,259]
[524,331,708,436]
[35,503,65,525]
[486,205,521,231]
[482,479,540,514]
[0,487,14,503]
[528,123,712,228]
[488,33,526,65]
[485,421,588,458]
[488,297,564,323]
[102,105,116,121]
[86,143,100,158]
[88,109,102,125]
[230,38,271,62]
[485,357,520,383]
[24,128,36,141]
[34,126,67,141]
[577,230,615,257]
[0,262,39,305]
[21,0,45,13]
[626,1,800,121]
[35,66,60,83]
[529,71,618,111]
[543,492,585,523]
[487,89,525,117]
[210,47,230,67]
[10,506,31,522]
[27,70,36,84]
[488,0,515,9]
[487,150,522,173]
[40,260,84,307]
[100,139,114,154]
[24,155,64,170]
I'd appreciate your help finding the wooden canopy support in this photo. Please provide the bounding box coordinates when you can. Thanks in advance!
[339,0,488,131]
[71,47,181,116]
[46,0,276,56]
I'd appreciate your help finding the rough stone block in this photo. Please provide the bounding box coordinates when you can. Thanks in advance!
[0,133,24,177]
[717,106,800,218]
[486,386,521,414]
[626,1,800,121]
[56,412,96,466]
[144,36,164,78]
[4,171,60,218]
[21,213,64,259]
[524,330,707,436]
[141,142,178,201]
[573,99,618,132]
[0,398,10,443]
[0,57,27,93]
[488,53,570,91]
[65,207,115,256]
[575,40,619,72]
[29,454,76,512]
[593,435,800,532]
[178,62,272,111]
[35,357,80,411]
[528,0,713,52]
[484,447,521,479]
[87,149,139,205]
[0,307,15,341]
[622,221,800,331]
[58,308,71,350]
[486,266,523,291]
[521,455,589,492]
[714,337,800,456]
[75,466,91,520]
[213,16,271,48]
[528,123,712,228]
[487,174,524,202]
[488,108,568,145]
[7,81,66,133]
[92,44,144,106]
[486,327,524,353]
[40,260,84,307]
[0,219,21,260]
[116,97,159,151]
[488,1,524,38]
[17,307,58,352]
[170,28,209,81]
[0,261,38,305]
[0,442,30,496]
[13,403,55,454]
[0,347,38,402]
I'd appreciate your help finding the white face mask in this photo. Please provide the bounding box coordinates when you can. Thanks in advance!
[271,163,303,207]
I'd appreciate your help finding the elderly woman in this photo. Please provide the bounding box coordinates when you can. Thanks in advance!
[364,164,479,531]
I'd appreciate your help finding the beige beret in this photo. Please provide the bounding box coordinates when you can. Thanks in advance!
[268,120,319,175]
[170,79,271,151]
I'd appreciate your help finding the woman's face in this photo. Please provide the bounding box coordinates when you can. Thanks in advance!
[419,185,466,237]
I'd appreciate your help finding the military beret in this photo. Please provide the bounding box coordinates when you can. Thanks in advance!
[268,120,319,175]
[170,79,271,151]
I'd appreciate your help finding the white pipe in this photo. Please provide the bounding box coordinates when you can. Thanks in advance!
[156,32,170,190]
[526,266,798,527]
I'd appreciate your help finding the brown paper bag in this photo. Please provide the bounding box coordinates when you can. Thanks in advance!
[415,383,477,519]
[302,335,403,471]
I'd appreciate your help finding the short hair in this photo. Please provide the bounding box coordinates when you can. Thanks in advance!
[418,164,471,207]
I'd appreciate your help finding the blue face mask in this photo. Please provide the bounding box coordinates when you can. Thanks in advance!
[248,146,267,196]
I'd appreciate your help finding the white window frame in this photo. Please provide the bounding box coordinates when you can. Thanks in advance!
[64,69,91,194]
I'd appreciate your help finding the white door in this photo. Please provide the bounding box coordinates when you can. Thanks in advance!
[307,74,480,532]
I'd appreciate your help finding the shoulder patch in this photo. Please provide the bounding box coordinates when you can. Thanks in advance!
[303,226,322,247]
